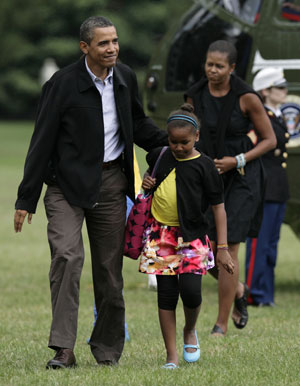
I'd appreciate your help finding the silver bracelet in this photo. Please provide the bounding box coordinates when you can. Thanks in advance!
[235,153,246,169]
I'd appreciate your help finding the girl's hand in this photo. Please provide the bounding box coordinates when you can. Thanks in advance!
[216,249,235,274]
[214,156,237,174]
[142,176,156,191]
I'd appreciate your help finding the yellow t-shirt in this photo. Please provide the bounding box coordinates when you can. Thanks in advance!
[151,154,201,226]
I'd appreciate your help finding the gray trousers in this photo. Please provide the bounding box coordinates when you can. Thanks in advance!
[43,165,128,363]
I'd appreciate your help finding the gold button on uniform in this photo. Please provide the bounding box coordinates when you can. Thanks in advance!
[283,152,288,159]
[274,149,281,157]
[281,162,287,168]
[285,132,290,139]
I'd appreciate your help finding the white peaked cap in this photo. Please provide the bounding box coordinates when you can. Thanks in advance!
[252,67,287,91]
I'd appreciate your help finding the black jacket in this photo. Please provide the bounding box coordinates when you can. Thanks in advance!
[16,57,168,213]
[147,147,224,242]
[263,107,290,202]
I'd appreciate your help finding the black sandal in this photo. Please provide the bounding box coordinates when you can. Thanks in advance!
[232,283,249,329]
[211,324,225,336]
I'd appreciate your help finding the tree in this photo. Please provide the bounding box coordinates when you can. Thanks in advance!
[0,0,188,119]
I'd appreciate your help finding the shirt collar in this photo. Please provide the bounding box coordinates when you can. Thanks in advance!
[85,56,113,84]
[265,104,282,117]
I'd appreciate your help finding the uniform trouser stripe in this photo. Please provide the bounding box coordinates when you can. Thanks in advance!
[246,237,257,303]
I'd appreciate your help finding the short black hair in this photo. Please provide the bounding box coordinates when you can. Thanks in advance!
[80,16,114,44]
[207,40,237,65]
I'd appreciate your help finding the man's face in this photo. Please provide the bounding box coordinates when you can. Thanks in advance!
[80,26,119,75]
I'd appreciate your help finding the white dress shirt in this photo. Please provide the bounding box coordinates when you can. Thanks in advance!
[85,57,124,162]
[265,104,282,118]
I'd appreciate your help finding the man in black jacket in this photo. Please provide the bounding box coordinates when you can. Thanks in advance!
[14,16,167,369]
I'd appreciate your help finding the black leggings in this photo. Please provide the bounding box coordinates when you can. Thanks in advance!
[156,274,202,310]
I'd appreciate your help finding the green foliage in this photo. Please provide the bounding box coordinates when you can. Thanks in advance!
[0,0,190,119]
[0,74,39,117]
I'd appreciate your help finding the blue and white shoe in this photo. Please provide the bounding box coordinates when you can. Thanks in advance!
[183,330,200,363]
[161,362,179,369]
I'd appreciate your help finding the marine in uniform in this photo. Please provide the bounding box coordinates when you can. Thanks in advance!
[245,67,290,306]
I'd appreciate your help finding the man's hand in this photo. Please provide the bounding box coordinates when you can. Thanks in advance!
[14,210,33,233]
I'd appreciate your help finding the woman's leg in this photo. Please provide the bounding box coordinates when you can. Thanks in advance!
[180,274,202,352]
[214,243,240,334]
[157,276,179,365]
[209,251,244,299]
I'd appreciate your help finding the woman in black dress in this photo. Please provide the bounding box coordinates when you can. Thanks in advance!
[185,40,276,335]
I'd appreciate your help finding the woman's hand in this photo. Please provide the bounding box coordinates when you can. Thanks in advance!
[142,176,156,191]
[214,156,237,174]
[216,249,235,274]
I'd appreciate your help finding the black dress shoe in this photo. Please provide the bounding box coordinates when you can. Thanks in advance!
[257,302,276,307]
[98,360,118,367]
[249,301,276,307]
[46,348,77,369]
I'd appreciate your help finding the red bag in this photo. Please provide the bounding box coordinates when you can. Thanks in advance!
[124,147,167,260]
[123,193,152,259]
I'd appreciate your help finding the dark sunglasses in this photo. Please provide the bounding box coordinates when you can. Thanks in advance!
[272,86,287,90]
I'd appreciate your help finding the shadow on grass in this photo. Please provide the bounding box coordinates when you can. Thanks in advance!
[276,279,300,293]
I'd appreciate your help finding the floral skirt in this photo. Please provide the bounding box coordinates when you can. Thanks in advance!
[139,218,215,275]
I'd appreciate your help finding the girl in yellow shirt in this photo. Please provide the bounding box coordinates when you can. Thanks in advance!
[139,103,234,369]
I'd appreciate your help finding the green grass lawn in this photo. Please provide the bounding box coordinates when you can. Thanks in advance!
[1,122,300,385]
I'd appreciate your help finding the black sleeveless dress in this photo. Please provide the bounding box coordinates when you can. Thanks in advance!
[186,77,265,243]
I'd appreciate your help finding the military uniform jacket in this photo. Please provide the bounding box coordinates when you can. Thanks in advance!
[15,56,168,213]
[263,107,290,202]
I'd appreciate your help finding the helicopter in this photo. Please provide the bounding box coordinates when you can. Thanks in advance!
[143,0,300,239]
